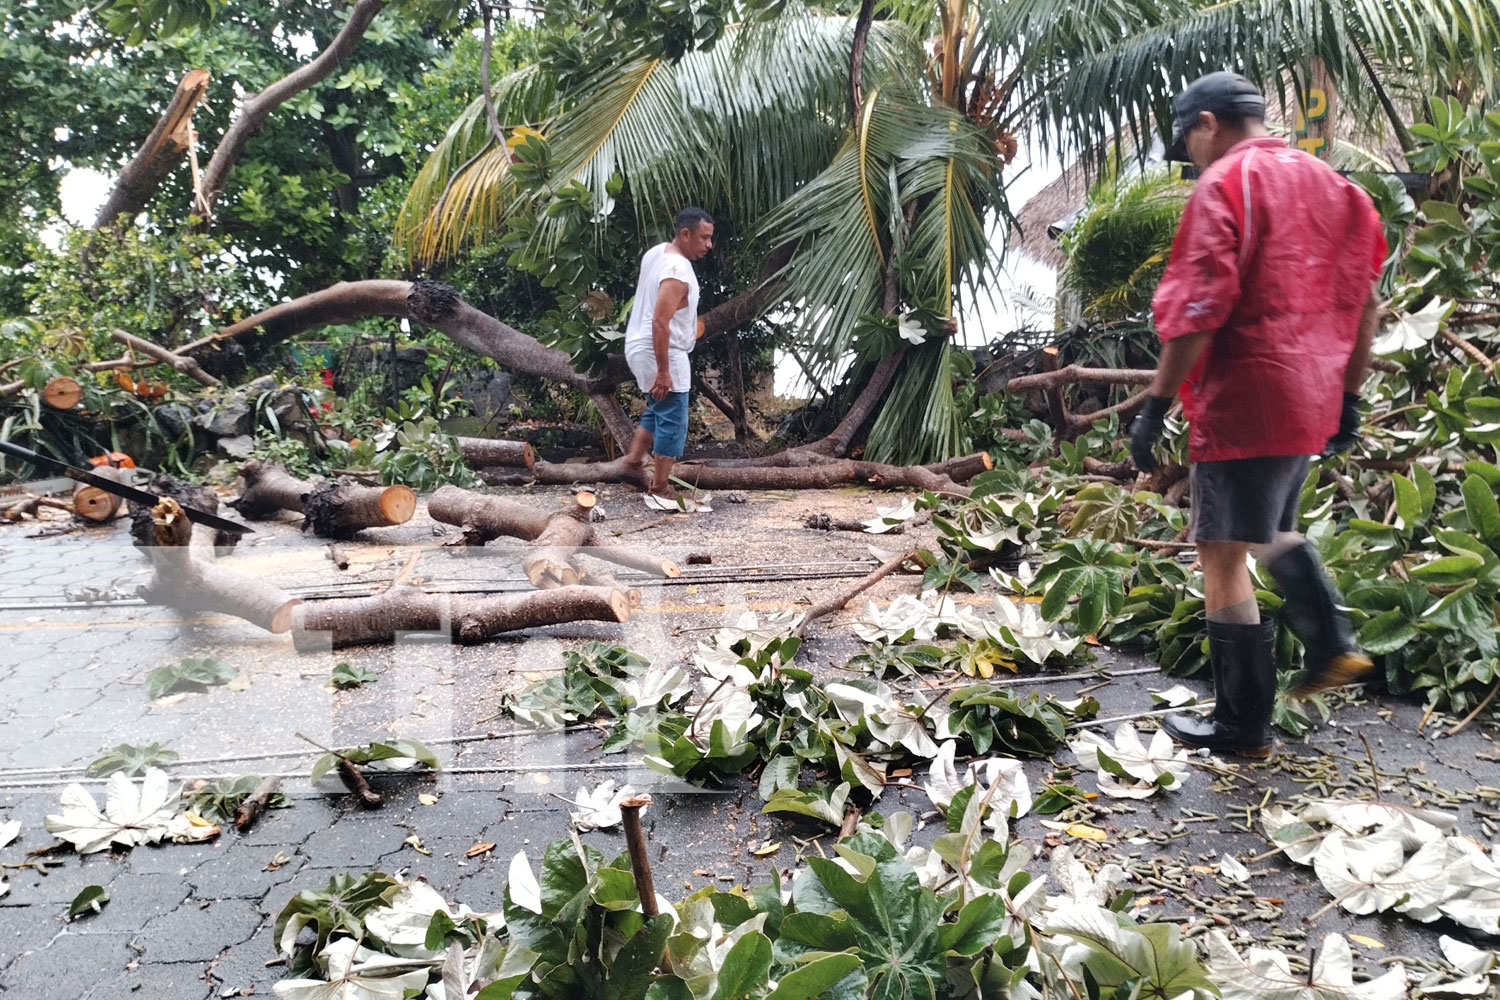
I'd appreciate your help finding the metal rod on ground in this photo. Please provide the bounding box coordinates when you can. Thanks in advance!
[620,795,658,917]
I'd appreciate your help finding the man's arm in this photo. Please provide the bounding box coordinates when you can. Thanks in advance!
[1344,289,1380,393]
[649,278,688,400]
[1131,329,1212,472]
[1148,330,1214,401]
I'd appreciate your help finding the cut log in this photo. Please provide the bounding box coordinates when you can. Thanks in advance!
[72,467,124,522]
[456,437,536,470]
[232,776,282,832]
[232,459,314,519]
[43,377,82,410]
[302,478,416,540]
[138,498,300,633]
[290,584,632,649]
[429,485,682,582]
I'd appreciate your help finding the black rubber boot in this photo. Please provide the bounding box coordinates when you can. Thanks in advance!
[1162,620,1275,759]
[1265,541,1373,697]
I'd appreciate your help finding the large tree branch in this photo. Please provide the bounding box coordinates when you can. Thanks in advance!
[109,329,221,388]
[180,279,632,448]
[94,69,211,229]
[197,0,386,219]
[699,242,797,342]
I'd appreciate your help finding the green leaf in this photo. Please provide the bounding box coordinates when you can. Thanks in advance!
[1411,554,1485,584]
[937,894,1010,956]
[1462,474,1500,544]
[765,953,863,1000]
[330,662,379,689]
[712,930,773,1000]
[601,914,672,1000]
[1392,474,1421,528]
[762,783,849,827]
[1413,462,1437,518]
[425,909,461,951]
[1358,610,1420,655]
[144,656,237,700]
[86,742,179,778]
[68,885,109,919]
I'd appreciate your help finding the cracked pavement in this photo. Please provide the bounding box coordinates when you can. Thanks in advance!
[0,483,1497,997]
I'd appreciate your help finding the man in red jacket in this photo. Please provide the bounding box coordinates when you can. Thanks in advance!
[1130,72,1386,759]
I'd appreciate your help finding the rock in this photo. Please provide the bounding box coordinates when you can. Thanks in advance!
[217,435,255,459]
[200,397,253,437]
[453,370,513,420]
[154,402,193,439]
[242,375,277,399]
[269,387,310,429]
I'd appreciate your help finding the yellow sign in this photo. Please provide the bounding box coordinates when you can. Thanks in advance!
[1293,63,1335,159]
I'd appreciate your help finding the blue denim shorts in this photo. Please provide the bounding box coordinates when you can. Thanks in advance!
[640,391,689,458]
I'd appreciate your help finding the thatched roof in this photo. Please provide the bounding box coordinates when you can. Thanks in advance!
[1013,104,1409,271]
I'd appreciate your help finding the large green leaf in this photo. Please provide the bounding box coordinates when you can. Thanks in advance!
[711,929,773,1000]
[1462,474,1500,545]
[602,915,674,1000]
[765,954,864,1000]
[794,850,945,999]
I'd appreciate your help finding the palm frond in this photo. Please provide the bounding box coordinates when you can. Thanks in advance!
[399,7,922,265]
[394,66,558,264]
[984,0,1500,167]
[898,104,1005,315]
[865,340,969,464]
[761,93,1003,376]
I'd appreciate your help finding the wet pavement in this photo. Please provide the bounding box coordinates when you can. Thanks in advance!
[0,482,1495,997]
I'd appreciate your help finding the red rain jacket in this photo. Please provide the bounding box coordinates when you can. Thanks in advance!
[1151,137,1386,462]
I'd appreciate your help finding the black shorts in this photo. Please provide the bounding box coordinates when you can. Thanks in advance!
[1189,455,1312,544]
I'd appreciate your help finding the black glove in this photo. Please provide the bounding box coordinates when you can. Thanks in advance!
[1129,394,1173,473]
[1321,392,1362,458]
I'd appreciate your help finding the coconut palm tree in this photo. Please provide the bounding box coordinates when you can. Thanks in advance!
[395,0,1500,463]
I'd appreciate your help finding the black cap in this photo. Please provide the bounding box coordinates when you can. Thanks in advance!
[1166,72,1266,161]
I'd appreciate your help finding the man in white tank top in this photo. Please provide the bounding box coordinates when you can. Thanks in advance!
[621,207,714,509]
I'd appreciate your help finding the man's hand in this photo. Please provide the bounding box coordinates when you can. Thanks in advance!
[649,371,673,401]
[1130,395,1174,473]
[1321,392,1362,458]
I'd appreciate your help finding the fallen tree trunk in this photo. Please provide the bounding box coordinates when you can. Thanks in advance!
[456,437,536,470]
[303,478,417,540]
[232,459,313,518]
[178,279,638,451]
[290,584,631,649]
[429,486,682,583]
[42,376,82,410]
[529,456,973,495]
[138,498,300,633]
[1005,364,1156,393]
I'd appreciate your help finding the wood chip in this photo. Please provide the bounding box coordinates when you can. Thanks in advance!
[465,842,495,858]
